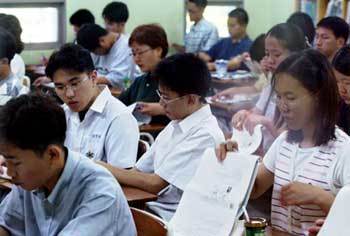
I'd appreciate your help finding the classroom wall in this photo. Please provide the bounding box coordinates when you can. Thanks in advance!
[21,0,294,64]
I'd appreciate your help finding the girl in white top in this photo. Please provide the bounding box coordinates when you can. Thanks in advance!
[218,49,350,235]
[232,23,307,152]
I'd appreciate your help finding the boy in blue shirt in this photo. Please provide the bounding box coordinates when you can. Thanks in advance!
[0,94,135,236]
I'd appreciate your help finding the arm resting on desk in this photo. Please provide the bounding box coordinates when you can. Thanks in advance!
[96,162,168,194]
[0,226,9,236]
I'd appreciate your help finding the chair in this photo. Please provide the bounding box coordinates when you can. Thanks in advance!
[130,207,167,236]
[140,132,155,145]
[137,139,150,160]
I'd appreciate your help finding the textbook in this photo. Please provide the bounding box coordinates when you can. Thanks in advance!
[169,148,260,236]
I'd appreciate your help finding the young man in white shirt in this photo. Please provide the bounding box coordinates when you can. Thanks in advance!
[98,53,225,221]
[77,23,134,89]
[0,94,136,236]
[45,43,139,169]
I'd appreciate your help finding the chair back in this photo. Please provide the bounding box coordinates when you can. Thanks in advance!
[130,207,167,236]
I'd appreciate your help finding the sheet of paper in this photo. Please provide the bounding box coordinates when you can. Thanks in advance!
[169,148,259,236]
[127,103,151,125]
[232,124,262,155]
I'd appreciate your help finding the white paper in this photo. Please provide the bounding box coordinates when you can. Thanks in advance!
[127,103,151,125]
[232,124,262,155]
[169,148,259,236]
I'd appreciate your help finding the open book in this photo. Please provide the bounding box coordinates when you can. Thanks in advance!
[169,148,259,236]
[127,103,151,126]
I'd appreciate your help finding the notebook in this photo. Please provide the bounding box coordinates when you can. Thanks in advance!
[169,148,259,236]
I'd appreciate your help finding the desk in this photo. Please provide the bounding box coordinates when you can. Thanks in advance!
[122,186,157,208]
[139,123,165,133]
[211,76,256,91]
[110,88,122,97]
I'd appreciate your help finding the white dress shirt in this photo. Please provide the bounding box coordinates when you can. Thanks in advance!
[10,54,25,79]
[91,34,134,89]
[64,87,139,168]
[135,105,225,221]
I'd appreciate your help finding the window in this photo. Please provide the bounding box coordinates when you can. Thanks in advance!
[186,0,243,38]
[0,0,66,50]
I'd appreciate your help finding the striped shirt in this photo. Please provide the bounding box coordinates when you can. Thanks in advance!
[185,18,219,53]
[263,128,350,235]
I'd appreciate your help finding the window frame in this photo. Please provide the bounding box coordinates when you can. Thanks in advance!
[0,0,66,50]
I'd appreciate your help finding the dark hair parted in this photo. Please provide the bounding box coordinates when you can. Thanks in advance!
[267,23,307,52]
[153,53,210,98]
[77,24,108,51]
[287,12,315,45]
[272,49,339,145]
[317,16,349,42]
[102,1,129,23]
[129,24,168,58]
[188,0,207,8]
[69,9,95,27]
[0,14,24,54]
[0,94,66,154]
[0,28,16,63]
[228,8,249,25]
[45,43,95,79]
[332,45,350,76]
[249,34,265,62]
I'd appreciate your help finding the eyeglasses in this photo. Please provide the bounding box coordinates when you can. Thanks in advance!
[156,89,187,105]
[54,77,89,94]
[130,48,152,57]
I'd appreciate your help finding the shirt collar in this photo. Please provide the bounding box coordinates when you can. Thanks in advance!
[232,35,249,44]
[173,104,212,133]
[89,86,111,114]
[33,148,77,206]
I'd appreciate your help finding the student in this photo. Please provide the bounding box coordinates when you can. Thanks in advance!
[45,43,139,169]
[232,23,306,151]
[332,45,350,135]
[287,11,315,46]
[77,23,134,89]
[199,8,252,71]
[0,14,25,79]
[315,16,349,62]
[118,24,169,124]
[218,49,350,236]
[69,9,95,35]
[102,1,129,34]
[98,53,225,221]
[0,29,24,97]
[0,94,136,236]
[173,0,218,54]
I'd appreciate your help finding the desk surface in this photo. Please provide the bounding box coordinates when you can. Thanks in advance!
[139,123,166,133]
[122,186,157,206]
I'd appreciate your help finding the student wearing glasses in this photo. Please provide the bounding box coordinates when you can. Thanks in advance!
[98,54,225,221]
[45,43,139,169]
[118,24,169,124]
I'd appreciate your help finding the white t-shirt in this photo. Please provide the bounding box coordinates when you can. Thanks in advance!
[135,105,225,221]
[10,54,25,79]
[64,86,139,168]
[92,34,134,89]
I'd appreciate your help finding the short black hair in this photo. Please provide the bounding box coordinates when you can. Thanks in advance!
[317,16,349,42]
[0,94,66,154]
[45,43,95,79]
[76,24,108,51]
[69,9,95,27]
[332,45,350,76]
[228,8,249,25]
[249,34,265,62]
[188,0,207,8]
[0,28,16,63]
[154,53,210,98]
[287,12,315,45]
[102,1,129,23]
[0,14,24,54]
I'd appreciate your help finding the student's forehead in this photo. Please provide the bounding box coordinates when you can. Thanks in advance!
[316,27,335,36]
[53,69,87,82]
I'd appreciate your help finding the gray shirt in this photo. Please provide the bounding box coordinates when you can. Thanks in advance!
[0,149,136,236]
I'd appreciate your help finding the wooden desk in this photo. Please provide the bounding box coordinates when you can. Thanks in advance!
[110,88,122,97]
[211,76,256,91]
[139,123,165,133]
[122,186,157,208]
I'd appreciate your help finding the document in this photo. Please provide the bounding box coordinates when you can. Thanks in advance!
[169,148,259,236]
